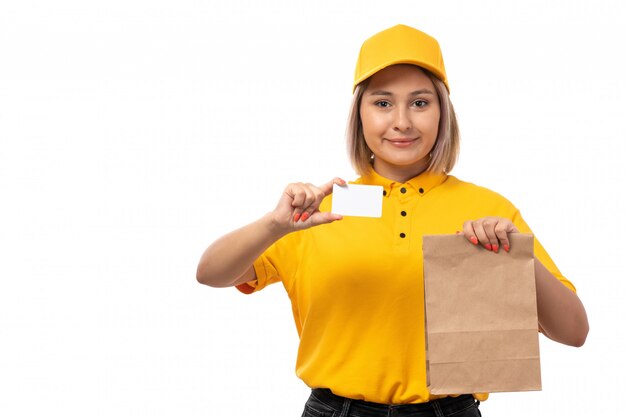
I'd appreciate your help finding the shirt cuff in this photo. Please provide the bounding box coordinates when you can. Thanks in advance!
[234,256,270,294]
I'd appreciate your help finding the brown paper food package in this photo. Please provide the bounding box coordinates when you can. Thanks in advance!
[422,233,541,394]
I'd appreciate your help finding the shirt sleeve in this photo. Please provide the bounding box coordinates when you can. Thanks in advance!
[511,209,576,293]
[235,230,302,295]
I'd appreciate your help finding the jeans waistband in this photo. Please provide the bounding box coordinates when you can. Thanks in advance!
[311,388,477,416]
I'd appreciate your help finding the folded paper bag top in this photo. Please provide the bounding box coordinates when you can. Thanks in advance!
[422,233,541,394]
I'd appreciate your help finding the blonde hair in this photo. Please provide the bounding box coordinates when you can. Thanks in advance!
[346,68,460,175]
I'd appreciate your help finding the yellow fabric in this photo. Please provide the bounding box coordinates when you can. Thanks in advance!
[237,169,576,404]
[354,24,449,93]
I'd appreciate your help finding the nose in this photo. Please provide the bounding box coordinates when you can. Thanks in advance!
[393,107,412,132]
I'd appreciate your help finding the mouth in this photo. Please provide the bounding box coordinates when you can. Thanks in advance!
[384,138,419,147]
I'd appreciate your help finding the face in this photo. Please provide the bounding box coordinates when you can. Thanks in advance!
[359,64,440,182]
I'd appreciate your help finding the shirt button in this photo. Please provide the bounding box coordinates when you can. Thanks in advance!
[400,187,407,194]
[401,211,407,216]
[383,190,387,196]
[400,233,406,238]
[419,188,424,194]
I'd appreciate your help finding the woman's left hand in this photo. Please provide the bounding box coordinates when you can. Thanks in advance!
[459,217,519,253]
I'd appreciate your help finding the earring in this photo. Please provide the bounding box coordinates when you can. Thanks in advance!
[370,153,375,160]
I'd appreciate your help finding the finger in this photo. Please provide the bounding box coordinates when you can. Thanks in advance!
[472,220,493,251]
[462,220,479,245]
[287,183,307,221]
[306,211,343,227]
[288,183,306,207]
[318,177,347,196]
[498,220,520,252]
[300,177,346,222]
[298,185,321,222]
[493,219,511,253]
[300,185,328,222]
[481,217,500,253]
[302,184,317,210]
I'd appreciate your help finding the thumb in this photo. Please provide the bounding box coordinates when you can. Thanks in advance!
[317,177,347,196]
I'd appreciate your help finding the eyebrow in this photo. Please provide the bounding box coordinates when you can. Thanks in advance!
[367,89,435,96]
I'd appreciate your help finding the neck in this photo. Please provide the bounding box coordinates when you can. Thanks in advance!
[372,159,430,183]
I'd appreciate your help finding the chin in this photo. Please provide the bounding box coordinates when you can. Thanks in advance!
[385,156,428,167]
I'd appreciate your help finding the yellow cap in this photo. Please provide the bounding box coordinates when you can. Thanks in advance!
[353,24,449,93]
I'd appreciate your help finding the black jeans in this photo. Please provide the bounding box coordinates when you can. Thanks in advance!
[302,388,482,417]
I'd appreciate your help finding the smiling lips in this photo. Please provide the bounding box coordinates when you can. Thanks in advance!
[385,138,419,147]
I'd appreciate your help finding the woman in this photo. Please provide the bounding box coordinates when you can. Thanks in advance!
[196,24,589,417]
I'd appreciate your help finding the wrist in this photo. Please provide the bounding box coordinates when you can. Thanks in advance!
[260,212,291,240]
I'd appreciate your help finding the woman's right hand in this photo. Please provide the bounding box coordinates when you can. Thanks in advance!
[271,177,346,233]
[196,177,346,287]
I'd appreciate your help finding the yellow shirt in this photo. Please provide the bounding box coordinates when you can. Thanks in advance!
[236,169,576,404]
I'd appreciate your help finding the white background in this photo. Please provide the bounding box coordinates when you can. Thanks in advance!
[1,1,625,416]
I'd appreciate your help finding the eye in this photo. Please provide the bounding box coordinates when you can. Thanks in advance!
[413,100,428,108]
[374,100,391,108]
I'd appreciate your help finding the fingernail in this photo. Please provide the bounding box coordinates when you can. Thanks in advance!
[504,245,510,252]
[493,244,499,253]
[470,236,478,245]
[293,213,300,222]
[300,212,309,222]
[485,244,492,251]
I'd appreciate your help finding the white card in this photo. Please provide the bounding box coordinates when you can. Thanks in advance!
[331,184,383,218]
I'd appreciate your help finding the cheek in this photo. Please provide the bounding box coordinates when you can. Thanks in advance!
[424,109,441,137]
[361,109,386,136]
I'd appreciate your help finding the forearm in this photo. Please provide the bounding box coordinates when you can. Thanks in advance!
[196,212,287,287]
[535,259,589,347]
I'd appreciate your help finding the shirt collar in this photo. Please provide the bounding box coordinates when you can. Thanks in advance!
[354,168,448,197]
